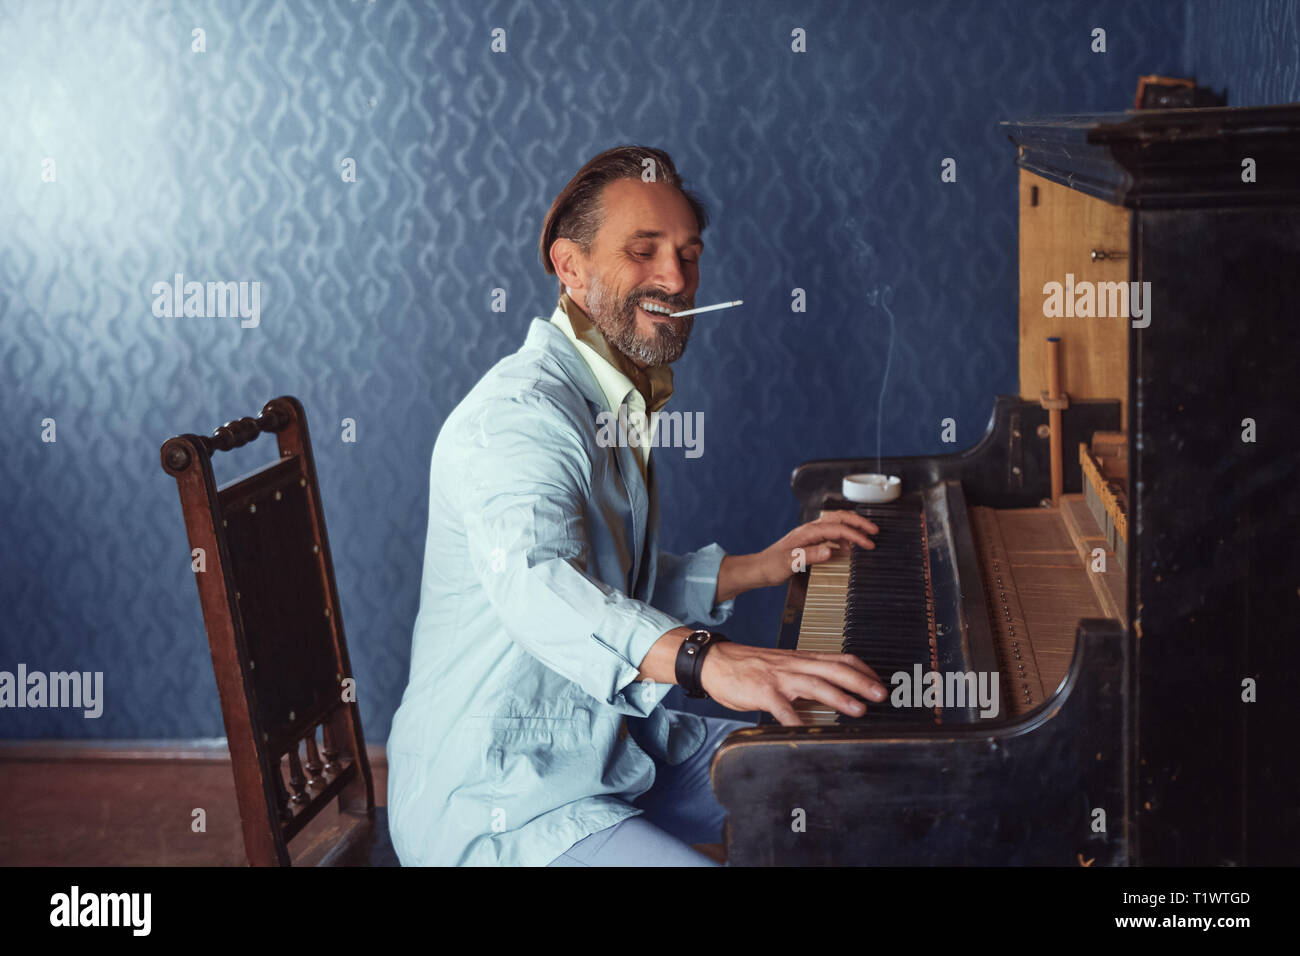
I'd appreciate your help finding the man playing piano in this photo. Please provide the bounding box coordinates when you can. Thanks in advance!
[386,145,885,867]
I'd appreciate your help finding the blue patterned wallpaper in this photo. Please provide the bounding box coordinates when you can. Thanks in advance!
[1186,0,1300,104]
[4,0,1268,740]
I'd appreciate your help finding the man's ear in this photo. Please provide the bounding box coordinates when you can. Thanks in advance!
[550,237,587,295]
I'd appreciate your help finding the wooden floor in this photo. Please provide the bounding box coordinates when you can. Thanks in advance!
[0,740,387,866]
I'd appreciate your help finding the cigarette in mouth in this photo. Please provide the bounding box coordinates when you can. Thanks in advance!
[668,300,744,317]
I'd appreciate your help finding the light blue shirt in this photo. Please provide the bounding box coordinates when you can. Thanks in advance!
[386,314,735,866]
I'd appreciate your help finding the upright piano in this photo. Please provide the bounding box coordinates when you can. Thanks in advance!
[711,105,1300,866]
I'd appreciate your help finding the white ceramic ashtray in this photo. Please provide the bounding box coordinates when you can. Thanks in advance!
[842,473,902,504]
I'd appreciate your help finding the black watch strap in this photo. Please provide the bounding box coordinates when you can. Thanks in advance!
[674,629,728,699]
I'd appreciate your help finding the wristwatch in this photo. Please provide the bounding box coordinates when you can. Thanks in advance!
[674,629,728,699]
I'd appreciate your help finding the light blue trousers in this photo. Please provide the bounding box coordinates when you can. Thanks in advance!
[548,715,753,866]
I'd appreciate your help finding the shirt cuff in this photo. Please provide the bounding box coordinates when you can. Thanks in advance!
[588,603,682,716]
[680,542,735,627]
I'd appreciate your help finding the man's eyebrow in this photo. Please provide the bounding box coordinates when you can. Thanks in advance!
[626,229,704,249]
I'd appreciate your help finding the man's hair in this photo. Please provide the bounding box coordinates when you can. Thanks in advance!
[539,145,709,295]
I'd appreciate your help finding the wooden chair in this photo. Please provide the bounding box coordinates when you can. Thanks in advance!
[161,396,396,866]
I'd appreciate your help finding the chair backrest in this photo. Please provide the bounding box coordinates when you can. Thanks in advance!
[161,396,375,865]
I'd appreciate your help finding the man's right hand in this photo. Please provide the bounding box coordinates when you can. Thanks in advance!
[699,641,888,726]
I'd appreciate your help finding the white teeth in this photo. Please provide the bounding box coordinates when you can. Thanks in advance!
[641,301,671,314]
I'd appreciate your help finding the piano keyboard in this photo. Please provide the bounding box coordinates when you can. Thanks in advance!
[792,499,941,726]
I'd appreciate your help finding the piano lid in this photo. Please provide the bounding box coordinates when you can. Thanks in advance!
[1001,103,1300,209]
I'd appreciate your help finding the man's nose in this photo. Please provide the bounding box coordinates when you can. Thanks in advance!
[648,258,693,300]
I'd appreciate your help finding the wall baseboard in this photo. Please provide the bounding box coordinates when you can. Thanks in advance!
[0,738,387,767]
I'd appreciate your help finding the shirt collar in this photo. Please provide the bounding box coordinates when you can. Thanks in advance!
[554,293,674,414]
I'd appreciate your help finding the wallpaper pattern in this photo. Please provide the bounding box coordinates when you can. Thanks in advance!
[9,0,1278,738]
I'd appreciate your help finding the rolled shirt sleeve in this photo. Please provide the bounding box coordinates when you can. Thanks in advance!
[455,392,683,715]
[652,544,735,627]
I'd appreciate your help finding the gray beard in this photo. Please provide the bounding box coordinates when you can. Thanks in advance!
[583,273,694,366]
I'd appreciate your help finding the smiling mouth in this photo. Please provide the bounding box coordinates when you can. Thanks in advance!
[638,300,678,318]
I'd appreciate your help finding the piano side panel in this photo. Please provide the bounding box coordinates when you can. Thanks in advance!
[1132,205,1300,865]
[713,620,1129,866]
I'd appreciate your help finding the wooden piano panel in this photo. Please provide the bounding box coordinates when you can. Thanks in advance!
[1060,494,1126,621]
[1018,169,1130,421]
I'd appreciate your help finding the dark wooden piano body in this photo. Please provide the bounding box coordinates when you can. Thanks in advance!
[711,105,1300,866]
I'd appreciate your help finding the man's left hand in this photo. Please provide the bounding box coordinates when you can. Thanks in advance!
[716,512,878,603]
